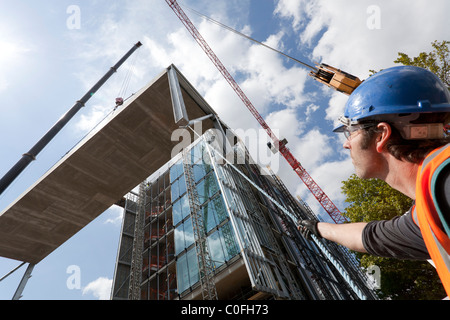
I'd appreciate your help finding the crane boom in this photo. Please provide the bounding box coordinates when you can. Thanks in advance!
[165,0,346,224]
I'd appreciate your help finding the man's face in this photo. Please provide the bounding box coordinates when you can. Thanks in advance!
[343,126,383,179]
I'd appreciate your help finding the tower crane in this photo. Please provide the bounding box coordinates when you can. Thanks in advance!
[165,0,361,224]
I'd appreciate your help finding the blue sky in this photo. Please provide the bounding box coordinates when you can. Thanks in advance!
[0,0,449,300]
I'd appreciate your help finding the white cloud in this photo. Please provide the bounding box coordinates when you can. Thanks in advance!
[75,104,112,133]
[104,205,124,225]
[325,91,348,128]
[267,108,304,139]
[275,0,450,77]
[305,103,319,121]
[274,0,305,31]
[82,277,112,300]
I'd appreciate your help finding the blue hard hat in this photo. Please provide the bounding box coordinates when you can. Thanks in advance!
[333,65,450,132]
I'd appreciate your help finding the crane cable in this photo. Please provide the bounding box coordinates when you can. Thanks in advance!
[117,45,141,102]
[180,3,318,72]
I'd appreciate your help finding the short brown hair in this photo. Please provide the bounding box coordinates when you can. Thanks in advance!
[361,113,450,163]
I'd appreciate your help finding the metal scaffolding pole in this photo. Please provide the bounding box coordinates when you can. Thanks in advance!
[128,181,146,300]
[182,148,218,300]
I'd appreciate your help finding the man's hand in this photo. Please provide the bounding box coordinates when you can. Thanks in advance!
[298,220,321,240]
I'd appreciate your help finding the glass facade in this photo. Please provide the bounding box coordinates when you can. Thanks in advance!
[113,133,377,301]
[139,138,240,299]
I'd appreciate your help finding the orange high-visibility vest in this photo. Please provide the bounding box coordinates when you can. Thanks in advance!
[414,143,450,296]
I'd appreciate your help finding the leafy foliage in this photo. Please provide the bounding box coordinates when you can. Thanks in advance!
[394,40,449,88]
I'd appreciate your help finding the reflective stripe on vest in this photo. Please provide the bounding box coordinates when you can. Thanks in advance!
[414,143,450,296]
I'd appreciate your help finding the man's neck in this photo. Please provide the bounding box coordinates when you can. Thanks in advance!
[383,157,419,200]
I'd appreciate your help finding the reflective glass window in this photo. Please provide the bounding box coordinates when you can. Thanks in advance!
[171,179,179,201]
[180,194,190,220]
[212,195,228,224]
[172,199,182,226]
[178,175,186,197]
[183,217,195,249]
[186,248,199,286]
[207,230,225,269]
[169,160,183,183]
[197,173,219,204]
[221,222,240,261]
[193,163,206,182]
[202,200,218,233]
[174,223,185,255]
[176,253,189,294]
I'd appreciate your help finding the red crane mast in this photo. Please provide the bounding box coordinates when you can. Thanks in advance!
[165,0,347,224]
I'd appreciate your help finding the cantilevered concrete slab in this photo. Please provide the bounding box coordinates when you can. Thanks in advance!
[0,65,225,264]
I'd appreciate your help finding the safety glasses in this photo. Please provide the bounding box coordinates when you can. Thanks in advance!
[342,123,377,140]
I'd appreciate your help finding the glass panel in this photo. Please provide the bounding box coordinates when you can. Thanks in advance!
[196,173,218,204]
[191,141,204,164]
[186,247,199,286]
[176,253,189,294]
[178,175,186,197]
[171,179,179,201]
[202,200,217,233]
[180,194,190,220]
[208,230,225,269]
[213,195,228,224]
[170,160,183,183]
[221,221,240,261]
[197,179,207,204]
[193,163,206,182]
[174,224,184,255]
[206,174,219,197]
[172,199,182,226]
[183,217,195,249]
[201,153,212,174]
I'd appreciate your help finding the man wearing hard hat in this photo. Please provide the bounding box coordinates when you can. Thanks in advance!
[299,66,450,296]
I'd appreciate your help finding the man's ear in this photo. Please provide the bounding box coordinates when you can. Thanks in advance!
[375,122,392,153]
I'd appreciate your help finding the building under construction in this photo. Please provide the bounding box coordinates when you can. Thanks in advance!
[110,66,378,300]
[0,58,376,299]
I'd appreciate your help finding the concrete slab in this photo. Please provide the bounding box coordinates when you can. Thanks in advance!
[0,65,223,263]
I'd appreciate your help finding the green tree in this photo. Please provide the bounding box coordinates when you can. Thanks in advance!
[341,40,449,300]
[394,40,449,89]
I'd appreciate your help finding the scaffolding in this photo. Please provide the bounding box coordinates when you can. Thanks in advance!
[182,148,218,300]
[128,181,146,300]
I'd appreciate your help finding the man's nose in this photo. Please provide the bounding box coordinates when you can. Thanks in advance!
[343,139,351,149]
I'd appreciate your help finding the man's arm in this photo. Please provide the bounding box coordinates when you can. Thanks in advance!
[316,222,368,253]
[299,209,430,260]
